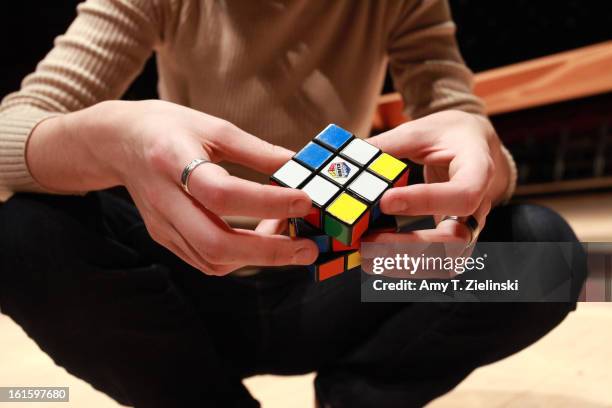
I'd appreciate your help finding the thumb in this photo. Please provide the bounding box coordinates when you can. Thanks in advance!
[367,121,432,161]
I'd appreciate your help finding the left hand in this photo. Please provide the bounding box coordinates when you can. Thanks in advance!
[364,110,511,246]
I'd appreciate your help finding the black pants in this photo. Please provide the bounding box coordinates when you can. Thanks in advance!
[0,192,586,408]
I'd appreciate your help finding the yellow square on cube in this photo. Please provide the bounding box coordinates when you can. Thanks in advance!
[326,193,367,225]
[347,251,361,270]
[368,153,407,182]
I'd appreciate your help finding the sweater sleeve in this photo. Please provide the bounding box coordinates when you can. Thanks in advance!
[387,0,485,118]
[387,0,517,202]
[0,0,163,193]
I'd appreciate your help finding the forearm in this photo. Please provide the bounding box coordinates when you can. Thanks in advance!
[26,101,126,194]
[0,0,161,194]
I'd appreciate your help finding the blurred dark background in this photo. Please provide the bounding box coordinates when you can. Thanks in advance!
[450,0,612,72]
[0,0,157,100]
[1,1,611,98]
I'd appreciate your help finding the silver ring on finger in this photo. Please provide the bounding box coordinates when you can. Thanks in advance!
[180,158,211,196]
[441,215,480,248]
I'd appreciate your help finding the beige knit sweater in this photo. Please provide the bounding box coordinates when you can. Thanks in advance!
[0,0,508,196]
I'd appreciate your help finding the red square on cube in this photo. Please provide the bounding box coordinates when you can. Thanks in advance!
[332,238,360,252]
[350,209,370,245]
[393,168,409,188]
[304,206,321,228]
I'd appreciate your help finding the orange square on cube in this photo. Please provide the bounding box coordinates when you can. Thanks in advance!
[318,256,345,280]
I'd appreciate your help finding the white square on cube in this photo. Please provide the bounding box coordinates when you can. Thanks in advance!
[341,138,379,165]
[302,175,340,206]
[273,160,311,188]
[320,156,359,185]
[348,171,388,203]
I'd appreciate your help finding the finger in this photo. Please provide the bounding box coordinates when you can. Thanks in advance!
[366,199,491,245]
[163,189,319,267]
[367,112,491,166]
[188,162,312,218]
[380,153,492,216]
[364,223,469,267]
[164,234,214,273]
[213,228,319,266]
[364,228,466,244]
[434,199,490,234]
[154,185,240,263]
[437,198,489,257]
[143,215,219,274]
[171,233,238,276]
[167,142,312,219]
[142,195,238,274]
[431,198,490,246]
[437,199,490,257]
[255,219,288,235]
[463,199,491,256]
[206,120,295,175]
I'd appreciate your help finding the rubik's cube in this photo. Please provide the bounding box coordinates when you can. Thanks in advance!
[271,124,409,281]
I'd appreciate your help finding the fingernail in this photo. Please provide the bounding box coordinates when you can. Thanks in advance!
[289,199,312,216]
[293,247,316,264]
[386,200,407,213]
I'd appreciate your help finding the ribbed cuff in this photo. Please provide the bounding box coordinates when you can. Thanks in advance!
[499,143,518,204]
[0,108,59,193]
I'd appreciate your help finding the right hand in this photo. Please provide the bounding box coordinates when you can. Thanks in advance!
[27,100,319,275]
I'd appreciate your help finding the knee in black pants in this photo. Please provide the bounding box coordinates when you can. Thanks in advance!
[1,193,88,314]
[0,193,116,319]
[0,193,133,404]
[483,203,580,243]
[0,193,260,407]
[314,205,588,408]
[474,203,587,360]
[483,203,587,301]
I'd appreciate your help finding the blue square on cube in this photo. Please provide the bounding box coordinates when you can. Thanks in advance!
[315,124,353,150]
[294,142,333,170]
[311,234,331,253]
[371,202,382,221]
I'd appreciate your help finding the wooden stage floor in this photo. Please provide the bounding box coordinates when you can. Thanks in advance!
[1,303,611,407]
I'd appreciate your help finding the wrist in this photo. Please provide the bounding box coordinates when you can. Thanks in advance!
[489,137,515,205]
[72,100,133,187]
[468,113,515,205]
[26,101,128,193]
[497,143,517,204]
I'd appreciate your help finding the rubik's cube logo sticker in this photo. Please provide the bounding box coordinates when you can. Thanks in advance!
[327,161,351,179]
[270,124,410,282]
